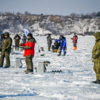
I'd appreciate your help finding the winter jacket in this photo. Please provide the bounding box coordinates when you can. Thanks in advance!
[92,32,100,76]
[14,35,21,45]
[1,33,12,53]
[92,32,100,63]
[54,41,60,49]
[71,36,78,44]
[22,38,36,57]
[56,37,66,48]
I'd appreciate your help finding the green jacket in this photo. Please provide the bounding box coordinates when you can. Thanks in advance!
[92,32,100,62]
[2,37,12,53]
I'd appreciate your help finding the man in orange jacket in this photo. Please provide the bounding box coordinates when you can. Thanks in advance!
[20,33,36,73]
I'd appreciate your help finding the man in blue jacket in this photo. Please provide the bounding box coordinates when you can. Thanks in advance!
[56,35,67,56]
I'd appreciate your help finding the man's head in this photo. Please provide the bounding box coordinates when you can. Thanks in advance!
[74,33,76,36]
[94,32,100,41]
[60,35,64,39]
[23,34,25,36]
[48,34,51,37]
[4,32,9,38]
[1,34,4,37]
[27,33,33,39]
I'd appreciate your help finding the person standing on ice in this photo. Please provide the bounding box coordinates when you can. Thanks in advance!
[0,32,12,68]
[14,34,21,50]
[47,34,53,51]
[22,34,27,43]
[20,33,36,73]
[56,35,67,56]
[92,32,100,84]
[71,33,78,50]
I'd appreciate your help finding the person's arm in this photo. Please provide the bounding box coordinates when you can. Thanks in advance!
[92,46,100,59]
[33,38,36,43]
[6,39,12,50]
[56,39,60,42]
[23,46,32,49]
[71,38,73,40]
[63,39,66,47]
[23,42,34,49]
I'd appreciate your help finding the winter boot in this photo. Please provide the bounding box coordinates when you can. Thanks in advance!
[24,69,33,74]
[92,80,98,83]
[97,81,100,84]
[57,53,61,56]
[62,54,66,56]
[4,66,9,68]
[73,47,77,50]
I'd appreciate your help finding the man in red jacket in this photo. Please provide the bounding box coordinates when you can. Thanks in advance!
[20,33,36,73]
[71,33,78,50]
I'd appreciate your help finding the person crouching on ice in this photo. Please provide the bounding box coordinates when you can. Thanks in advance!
[92,32,100,84]
[20,33,36,73]
[56,35,67,56]
[71,33,78,50]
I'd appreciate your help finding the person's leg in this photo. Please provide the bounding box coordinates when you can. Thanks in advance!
[28,56,33,72]
[52,45,55,52]
[73,44,77,50]
[0,52,5,67]
[25,56,33,72]
[48,44,51,51]
[93,63,100,83]
[5,53,10,67]
[25,57,28,70]
[63,47,66,55]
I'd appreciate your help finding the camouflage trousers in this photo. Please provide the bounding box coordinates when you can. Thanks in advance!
[0,52,10,67]
[25,56,33,71]
[93,62,100,81]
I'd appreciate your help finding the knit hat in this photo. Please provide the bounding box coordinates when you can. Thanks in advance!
[27,33,33,38]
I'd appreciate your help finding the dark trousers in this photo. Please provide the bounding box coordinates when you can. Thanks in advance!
[73,44,77,47]
[59,47,66,55]
[0,52,10,67]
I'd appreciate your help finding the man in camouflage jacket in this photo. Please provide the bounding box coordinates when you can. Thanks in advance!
[0,32,12,68]
[92,32,100,84]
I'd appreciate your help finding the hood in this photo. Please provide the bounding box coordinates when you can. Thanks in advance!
[4,32,9,37]
[94,32,100,41]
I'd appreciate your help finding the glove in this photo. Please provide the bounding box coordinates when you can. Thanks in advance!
[3,49,7,52]
[0,48,2,51]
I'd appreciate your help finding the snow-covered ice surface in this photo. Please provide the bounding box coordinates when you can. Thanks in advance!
[0,35,100,100]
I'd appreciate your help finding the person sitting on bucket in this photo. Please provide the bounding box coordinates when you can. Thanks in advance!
[56,35,67,56]
[20,33,36,73]
[52,40,60,53]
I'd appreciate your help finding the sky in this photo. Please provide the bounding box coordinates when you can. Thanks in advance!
[0,0,100,16]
